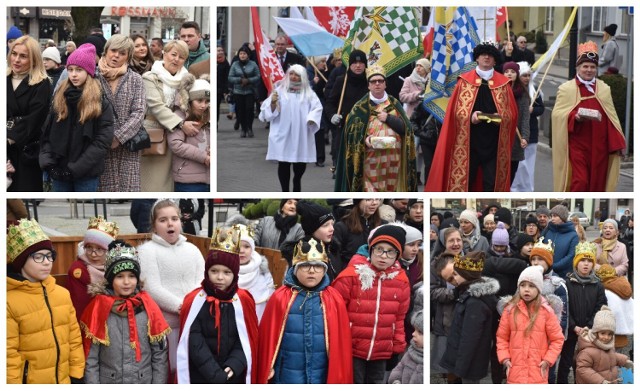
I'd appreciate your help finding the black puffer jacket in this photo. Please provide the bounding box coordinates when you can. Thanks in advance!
[565,273,608,339]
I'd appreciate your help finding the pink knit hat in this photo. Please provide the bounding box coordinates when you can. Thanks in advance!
[66,43,97,77]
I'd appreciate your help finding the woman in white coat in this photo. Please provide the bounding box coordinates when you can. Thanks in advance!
[259,64,322,192]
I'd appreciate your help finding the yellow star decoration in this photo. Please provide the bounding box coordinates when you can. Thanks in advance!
[364,7,391,39]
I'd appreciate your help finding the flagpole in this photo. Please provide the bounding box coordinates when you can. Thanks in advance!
[505,7,510,42]
[530,44,560,108]
[308,58,328,82]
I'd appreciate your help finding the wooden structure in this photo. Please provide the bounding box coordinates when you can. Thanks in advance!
[48,234,289,289]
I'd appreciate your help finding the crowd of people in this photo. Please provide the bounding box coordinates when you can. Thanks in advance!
[7,22,211,192]
[7,198,424,384]
[430,202,634,384]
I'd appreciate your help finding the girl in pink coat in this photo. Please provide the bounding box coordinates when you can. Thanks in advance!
[496,265,565,383]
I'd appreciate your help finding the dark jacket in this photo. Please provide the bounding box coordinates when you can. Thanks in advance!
[276,50,305,72]
[217,59,231,96]
[47,67,64,93]
[7,75,51,191]
[482,253,529,297]
[430,260,455,337]
[323,65,345,99]
[325,69,368,119]
[528,93,544,144]
[332,217,387,272]
[541,222,580,278]
[565,272,608,340]
[440,277,500,380]
[228,60,260,96]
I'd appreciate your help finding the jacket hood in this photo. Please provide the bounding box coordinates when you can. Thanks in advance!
[283,265,330,292]
[497,293,563,320]
[355,243,370,257]
[466,276,500,298]
[547,221,575,233]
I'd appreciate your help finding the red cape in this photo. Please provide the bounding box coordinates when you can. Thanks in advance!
[178,287,259,384]
[425,69,518,191]
[256,285,353,383]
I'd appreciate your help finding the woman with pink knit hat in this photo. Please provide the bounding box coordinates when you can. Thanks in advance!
[39,42,114,192]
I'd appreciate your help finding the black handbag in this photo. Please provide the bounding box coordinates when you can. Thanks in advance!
[124,126,151,152]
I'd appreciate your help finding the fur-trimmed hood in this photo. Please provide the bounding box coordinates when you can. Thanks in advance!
[497,293,563,321]
[465,276,500,298]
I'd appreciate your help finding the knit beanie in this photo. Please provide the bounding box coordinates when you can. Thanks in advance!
[595,263,617,282]
[525,215,539,226]
[604,24,618,36]
[416,58,430,73]
[430,224,438,234]
[550,204,569,222]
[408,199,423,209]
[494,207,512,226]
[279,198,298,212]
[7,219,54,274]
[104,241,140,287]
[492,222,510,246]
[502,61,520,75]
[66,43,97,77]
[591,305,616,333]
[349,49,367,66]
[83,216,119,250]
[459,209,479,228]
[296,201,334,237]
[517,265,544,294]
[516,233,534,252]
[483,214,495,224]
[530,237,554,269]
[83,34,105,57]
[411,310,424,334]
[239,228,255,252]
[42,47,61,65]
[369,224,406,256]
[535,205,551,218]
[453,250,485,282]
[7,26,23,41]
[399,224,422,244]
[377,204,396,223]
[237,45,251,56]
[603,218,618,231]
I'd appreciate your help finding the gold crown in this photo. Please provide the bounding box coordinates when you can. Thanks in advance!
[87,216,119,238]
[293,238,328,265]
[236,224,255,240]
[210,226,240,254]
[532,237,554,255]
[595,263,617,281]
[453,253,484,272]
[575,241,597,260]
[333,47,343,58]
[366,63,386,80]
[7,219,50,263]
[106,243,138,264]
[578,41,598,56]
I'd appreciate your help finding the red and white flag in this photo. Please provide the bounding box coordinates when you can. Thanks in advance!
[312,6,356,38]
[251,7,284,94]
[496,6,507,40]
[423,9,436,56]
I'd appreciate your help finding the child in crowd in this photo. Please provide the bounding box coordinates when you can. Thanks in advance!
[430,252,458,383]
[178,199,205,235]
[394,223,423,343]
[81,241,170,383]
[258,238,353,383]
[169,74,211,192]
[595,264,634,350]
[39,43,114,192]
[138,199,205,379]
[557,242,608,384]
[7,219,85,383]
[575,306,634,384]
[177,227,259,384]
[489,222,513,256]
[388,310,424,384]
[333,224,410,384]
[496,266,565,384]
[67,216,118,323]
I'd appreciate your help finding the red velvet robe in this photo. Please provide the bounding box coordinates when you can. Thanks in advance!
[425,69,518,191]
[256,285,353,383]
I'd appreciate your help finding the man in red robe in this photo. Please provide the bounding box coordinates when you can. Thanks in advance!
[425,42,518,192]
[551,41,626,191]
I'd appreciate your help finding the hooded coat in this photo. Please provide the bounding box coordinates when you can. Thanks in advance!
[575,331,628,384]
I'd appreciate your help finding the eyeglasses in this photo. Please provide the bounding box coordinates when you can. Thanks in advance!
[298,264,324,273]
[518,40,527,44]
[372,246,399,259]
[369,78,385,85]
[83,245,106,256]
[30,251,57,263]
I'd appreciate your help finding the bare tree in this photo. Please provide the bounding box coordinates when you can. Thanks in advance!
[71,7,105,45]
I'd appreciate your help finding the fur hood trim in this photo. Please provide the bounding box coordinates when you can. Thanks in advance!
[467,276,500,298]
[177,73,210,113]
[497,293,563,320]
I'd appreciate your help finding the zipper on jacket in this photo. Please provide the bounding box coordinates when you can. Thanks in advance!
[42,284,61,384]
[22,361,29,384]
[366,276,383,360]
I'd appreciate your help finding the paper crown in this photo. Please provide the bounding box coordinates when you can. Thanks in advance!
[106,243,139,264]
[532,236,554,255]
[292,238,328,265]
[333,47,343,58]
[87,215,119,238]
[236,223,255,240]
[366,63,386,80]
[578,41,598,56]
[210,226,240,254]
[595,263,617,281]
[575,241,597,260]
[453,253,484,272]
[7,219,50,263]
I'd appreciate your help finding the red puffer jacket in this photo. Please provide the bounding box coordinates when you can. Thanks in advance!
[332,254,410,360]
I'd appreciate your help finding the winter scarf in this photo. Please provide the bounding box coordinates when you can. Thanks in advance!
[598,238,618,265]
[274,213,297,246]
[98,56,128,82]
[407,339,423,365]
[130,58,152,75]
[150,60,189,108]
[408,69,428,92]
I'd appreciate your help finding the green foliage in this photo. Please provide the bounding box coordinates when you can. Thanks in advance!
[241,199,331,219]
[535,30,548,54]
[600,74,634,154]
[265,200,281,217]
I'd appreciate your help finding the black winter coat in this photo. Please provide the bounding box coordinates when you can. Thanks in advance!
[325,69,368,119]
[565,273,608,339]
[483,253,528,297]
[440,277,500,380]
[7,75,51,191]
[332,217,388,271]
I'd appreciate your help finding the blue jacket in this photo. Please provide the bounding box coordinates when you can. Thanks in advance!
[272,268,329,383]
[541,222,579,278]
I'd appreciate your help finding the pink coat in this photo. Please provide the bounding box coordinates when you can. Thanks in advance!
[575,334,629,384]
[167,112,210,185]
[399,77,423,117]
[496,297,565,384]
[595,241,629,276]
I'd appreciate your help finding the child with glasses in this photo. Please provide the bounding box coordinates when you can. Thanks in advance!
[257,238,353,383]
[332,224,411,383]
[7,219,85,383]
[67,216,118,323]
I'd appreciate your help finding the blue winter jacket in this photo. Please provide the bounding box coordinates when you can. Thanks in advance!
[272,268,329,384]
[541,222,579,278]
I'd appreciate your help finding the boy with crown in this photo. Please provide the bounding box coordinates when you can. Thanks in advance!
[335,62,417,192]
[67,216,119,323]
[426,41,518,192]
[551,40,626,191]
[7,219,85,383]
[557,242,608,384]
[80,240,170,383]
[176,226,259,384]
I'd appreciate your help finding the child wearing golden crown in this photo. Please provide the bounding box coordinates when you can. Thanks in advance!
[257,237,353,384]
[556,242,608,384]
[7,219,85,383]
[67,216,119,323]
[176,226,259,384]
[80,240,170,383]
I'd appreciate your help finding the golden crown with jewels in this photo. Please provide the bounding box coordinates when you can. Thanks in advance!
[574,241,597,260]
[7,219,50,263]
[532,236,554,255]
[453,253,484,272]
[87,215,119,238]
[236,224,255,240]
[366,64,386,80]
[209,226,240,254]
[293,238,328,265]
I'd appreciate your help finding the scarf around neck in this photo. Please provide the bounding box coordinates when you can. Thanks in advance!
[151,60,189,108]
[576,74,596,93]
[370,91,389,105]
[274,213,297,245]
[409,69,428,91]
[599,238,618,264]
[476,66,494,81]
[98,56,128,81]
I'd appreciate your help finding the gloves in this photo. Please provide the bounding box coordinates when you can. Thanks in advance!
[624,360,634,369]
[331,114,343,125]
[241,78,249,86]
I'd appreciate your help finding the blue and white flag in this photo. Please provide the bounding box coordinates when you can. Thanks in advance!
[274,16,344,56]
